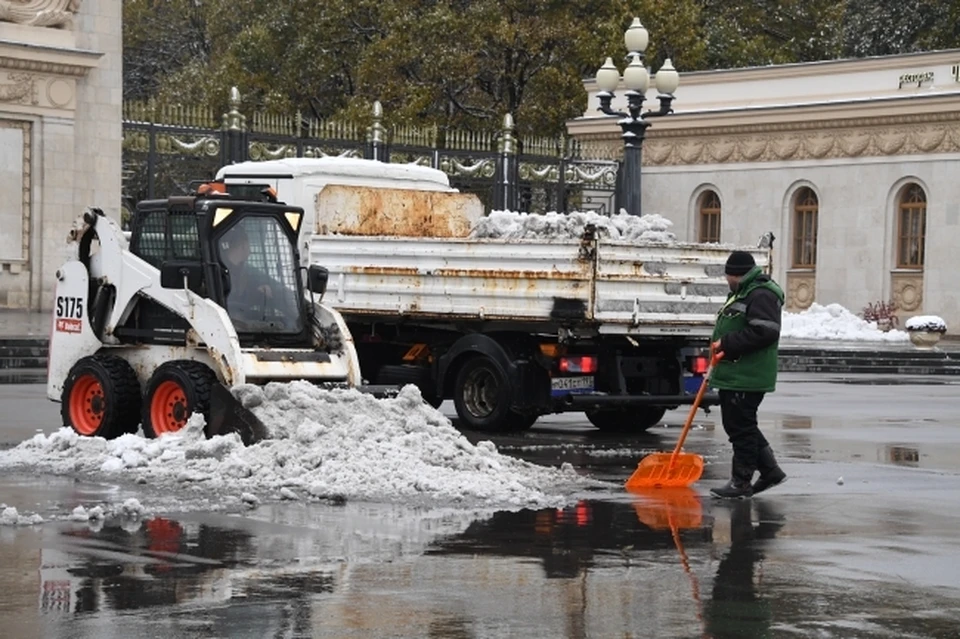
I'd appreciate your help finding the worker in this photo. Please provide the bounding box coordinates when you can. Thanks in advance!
[220,223,295,325]
[709,250,787,499]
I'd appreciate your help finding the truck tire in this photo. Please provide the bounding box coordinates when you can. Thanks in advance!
[505,411,539,431]
[586,407,667,432]
[453,355,514,431]
[61,355,141,439]
[142,361,216,438]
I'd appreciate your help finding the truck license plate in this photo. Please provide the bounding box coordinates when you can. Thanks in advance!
[551,376,594,395]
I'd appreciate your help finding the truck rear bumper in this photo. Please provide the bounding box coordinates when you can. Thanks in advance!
[555,392,719,410]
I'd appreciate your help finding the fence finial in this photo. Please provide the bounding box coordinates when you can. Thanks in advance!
[222,86,247,132]
[367,100,387,144]
[498,113,516,155]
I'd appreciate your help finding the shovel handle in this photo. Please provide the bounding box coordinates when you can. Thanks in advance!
[669,347,723,465]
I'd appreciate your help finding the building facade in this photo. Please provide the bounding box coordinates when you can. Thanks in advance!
[0,0,121,311]
[568,49,960,331]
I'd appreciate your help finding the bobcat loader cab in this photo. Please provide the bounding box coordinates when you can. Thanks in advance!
[48,186,362,445]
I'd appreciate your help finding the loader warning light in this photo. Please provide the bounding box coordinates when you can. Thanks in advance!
[196,182,226,196]
[558,355,597,374]
[212,207,234,227]
[284,211,302,232]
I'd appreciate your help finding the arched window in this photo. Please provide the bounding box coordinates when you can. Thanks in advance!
[792,187,818,268]
[698,190,721,243]
[896,183,926,269]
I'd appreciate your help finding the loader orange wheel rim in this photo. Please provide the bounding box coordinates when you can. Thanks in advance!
[69,374,105,436]
[151,380,189,434]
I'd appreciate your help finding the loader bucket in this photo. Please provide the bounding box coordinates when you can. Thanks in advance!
[206,383,269,446]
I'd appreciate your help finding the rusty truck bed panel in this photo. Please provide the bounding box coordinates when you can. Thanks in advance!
[593,241,770,331]
[311,236,594,321]
[309,233,770,335]
[315,185,483,238]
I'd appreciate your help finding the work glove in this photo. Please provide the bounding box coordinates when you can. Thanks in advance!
[711,339,724,359]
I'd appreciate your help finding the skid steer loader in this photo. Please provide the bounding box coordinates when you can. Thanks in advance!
[48,186,363,445]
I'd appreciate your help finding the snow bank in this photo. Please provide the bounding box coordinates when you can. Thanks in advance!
[0,383,594,515]
[469,210,676,242]
[782,303,909,342]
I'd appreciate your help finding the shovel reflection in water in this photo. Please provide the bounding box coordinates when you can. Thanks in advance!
[629,486,708,637]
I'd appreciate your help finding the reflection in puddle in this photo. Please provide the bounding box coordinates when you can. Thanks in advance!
[40,517,336,615]
[706,499,786,639]
[886,445,920,467]
[767,414,960,472]
[3,490,958,638]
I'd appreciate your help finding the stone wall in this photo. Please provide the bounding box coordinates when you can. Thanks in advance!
[0,0,121,311]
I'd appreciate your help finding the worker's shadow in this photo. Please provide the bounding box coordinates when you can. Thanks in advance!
[705,499,785,639]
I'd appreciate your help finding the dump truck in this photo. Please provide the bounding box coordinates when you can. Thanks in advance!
[216,158,771,433]
[48,186,362,444]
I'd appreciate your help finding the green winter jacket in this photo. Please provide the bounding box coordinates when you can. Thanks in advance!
[710,266,785,392]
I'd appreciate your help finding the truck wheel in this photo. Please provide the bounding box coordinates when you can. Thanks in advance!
[61,355,141,439]
[453,356,514,431]
[142,361,215,438]
[586,407,667,432]
[505,411,539,431]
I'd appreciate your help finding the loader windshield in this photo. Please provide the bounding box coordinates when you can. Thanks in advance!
[218,217,304,335]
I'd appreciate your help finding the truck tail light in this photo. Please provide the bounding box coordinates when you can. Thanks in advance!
[559,356,597,374]
[689,355,709,375]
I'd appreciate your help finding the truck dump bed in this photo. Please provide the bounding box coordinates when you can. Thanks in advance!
[307,185,769,338]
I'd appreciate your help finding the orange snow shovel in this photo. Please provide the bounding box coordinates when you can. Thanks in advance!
[625,348,723,489]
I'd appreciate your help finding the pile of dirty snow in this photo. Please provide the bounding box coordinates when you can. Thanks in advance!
[782,303,910,342]
[0,383,593,514]
[469,209,676,243]
[1,504,44,526]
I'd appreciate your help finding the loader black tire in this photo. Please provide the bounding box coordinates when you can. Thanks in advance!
[453,355,514,432]
[586,407,666,433]
[61,355,141,439]
[142,361,216,438]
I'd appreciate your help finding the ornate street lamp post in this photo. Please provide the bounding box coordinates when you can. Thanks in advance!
[595,18,680,216]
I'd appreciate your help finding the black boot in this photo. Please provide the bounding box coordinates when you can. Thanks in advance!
[711,459,754,499]
[752,446,787,495]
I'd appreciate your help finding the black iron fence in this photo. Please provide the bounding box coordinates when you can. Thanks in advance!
[122,88,620,221]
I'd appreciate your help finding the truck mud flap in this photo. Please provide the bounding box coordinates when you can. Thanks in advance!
[206,383,270,446]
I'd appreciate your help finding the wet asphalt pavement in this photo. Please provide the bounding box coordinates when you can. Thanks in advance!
[2,374,960,638]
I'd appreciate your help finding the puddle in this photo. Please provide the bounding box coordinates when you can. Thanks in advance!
[1,490,957,638]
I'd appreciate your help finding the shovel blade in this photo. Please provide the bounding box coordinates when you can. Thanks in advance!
[206,383,269,446]
[626,452,704,489]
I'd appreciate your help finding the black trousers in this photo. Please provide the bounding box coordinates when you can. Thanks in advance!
[718,390,769,474]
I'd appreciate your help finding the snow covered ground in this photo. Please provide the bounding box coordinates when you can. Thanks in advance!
[0,383,601,525]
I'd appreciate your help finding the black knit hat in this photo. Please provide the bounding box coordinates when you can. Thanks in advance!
[725,250,756,276]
